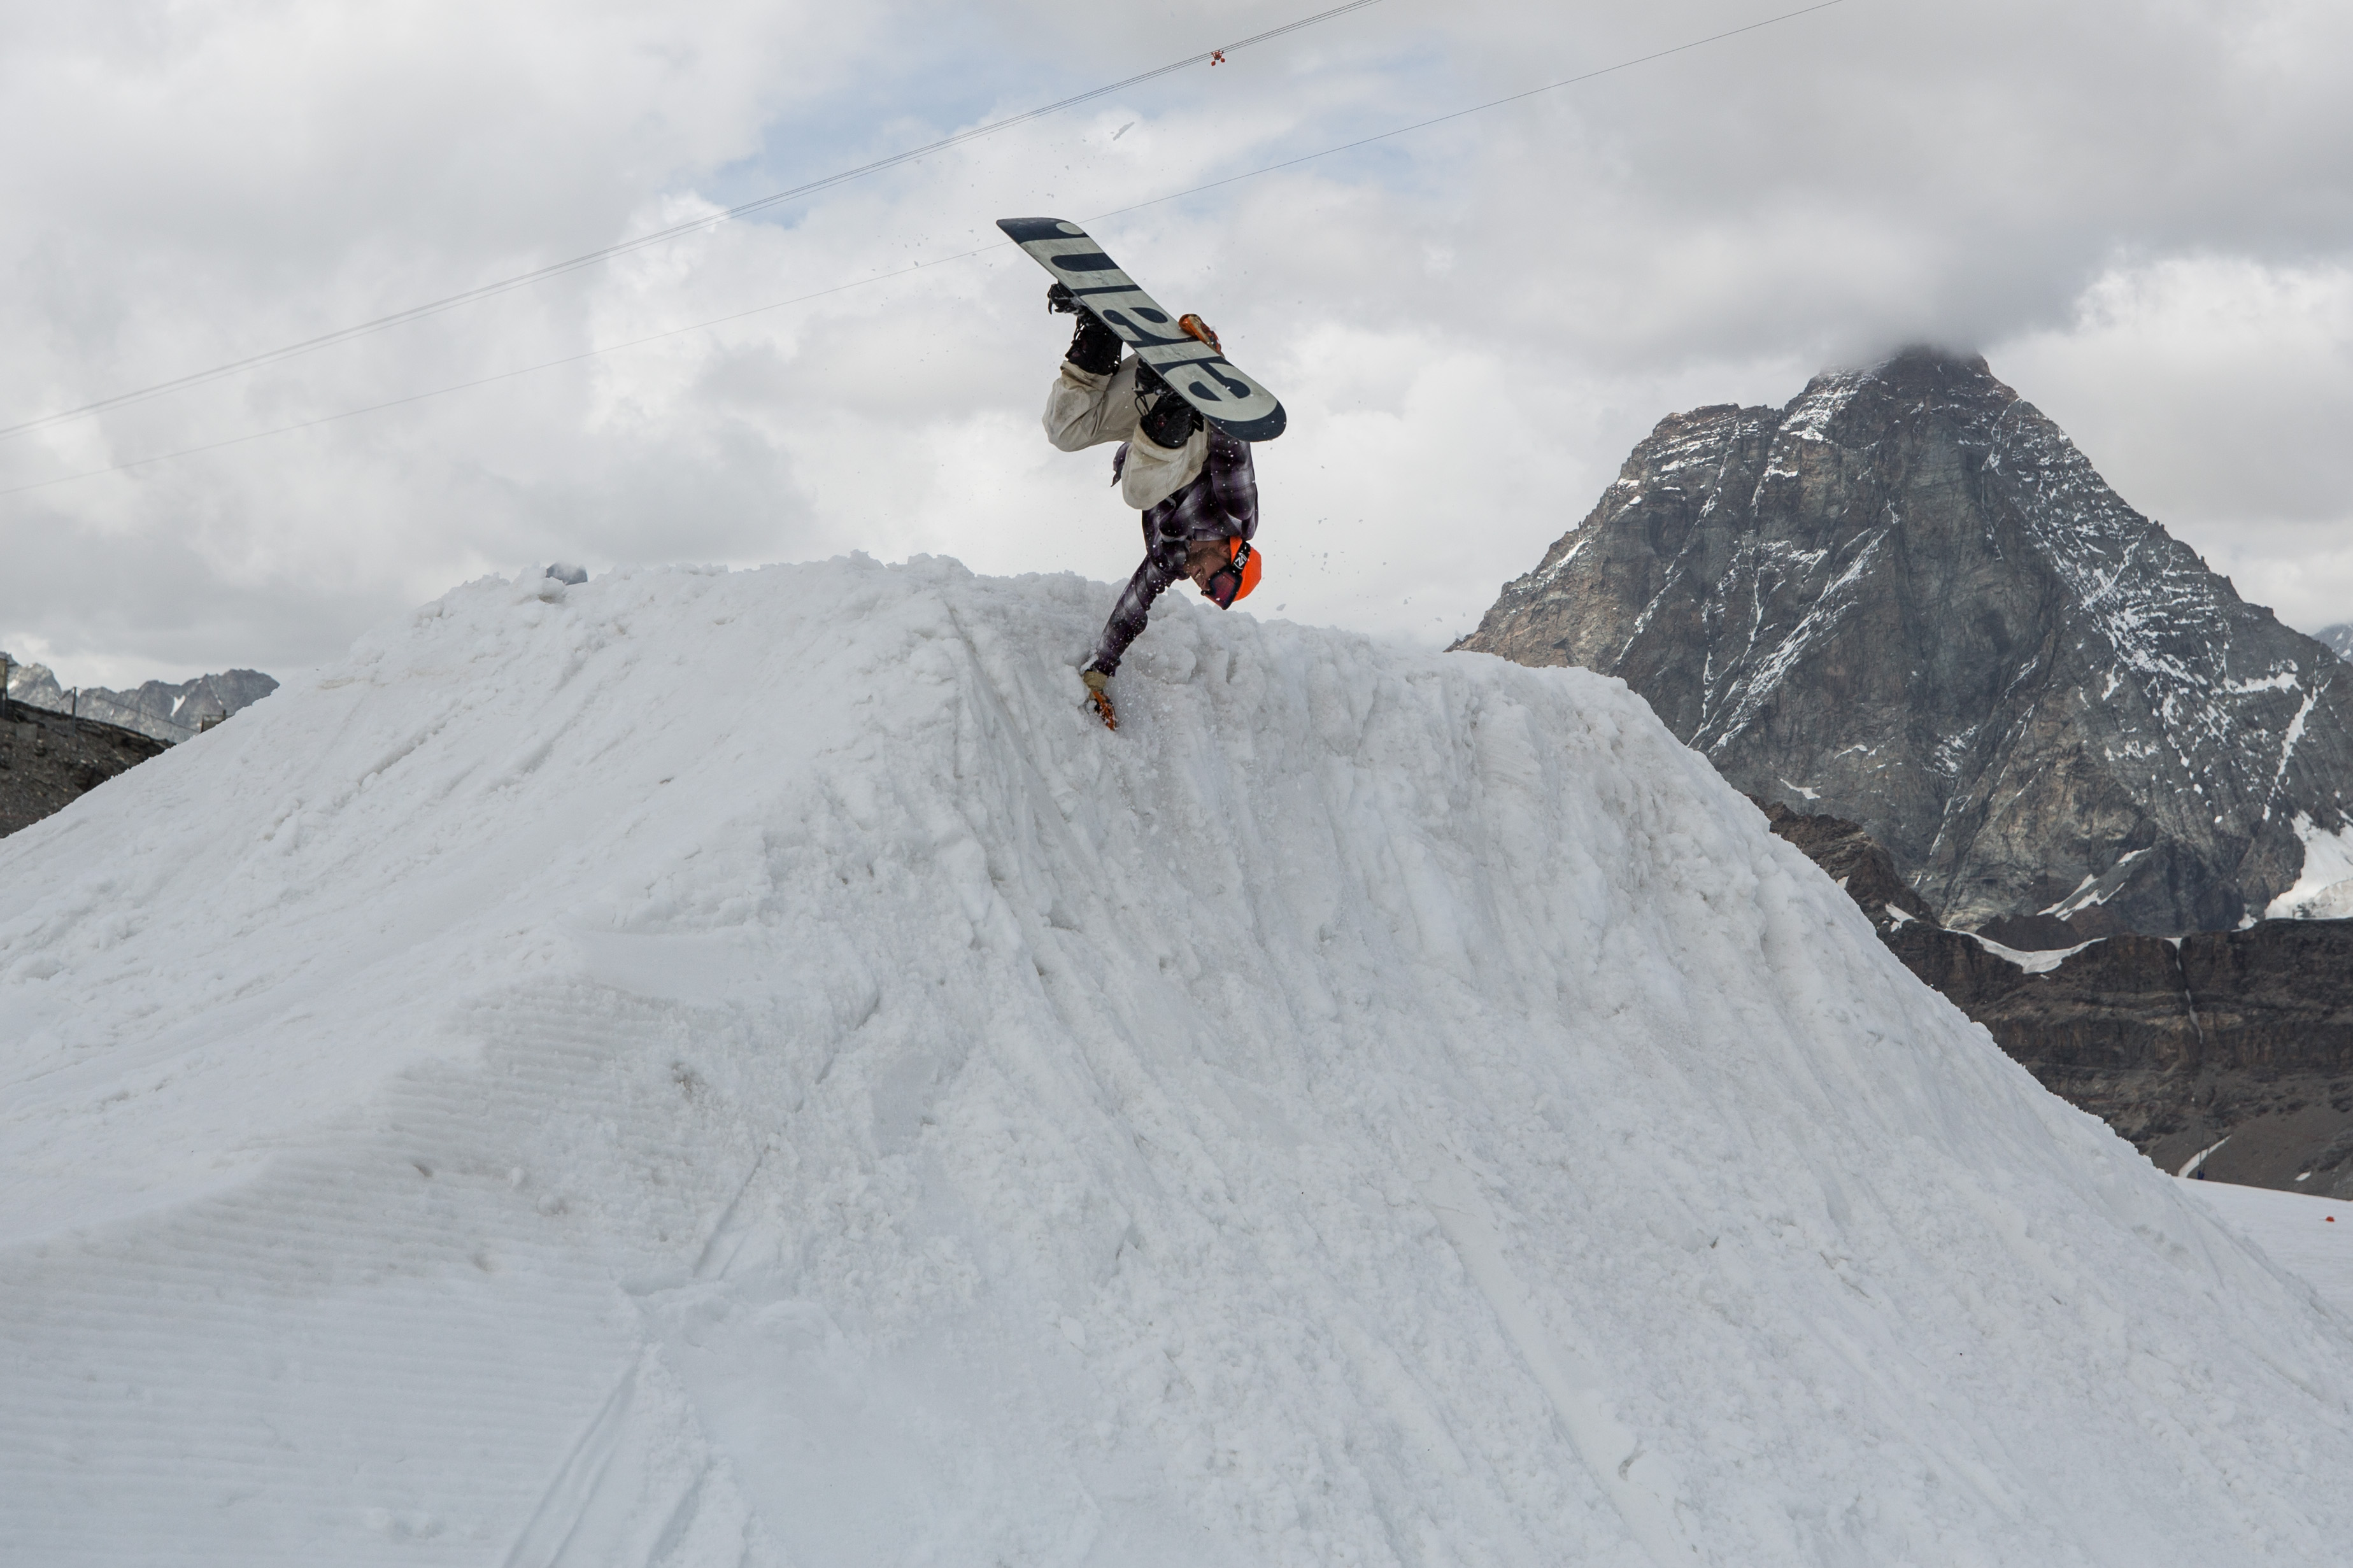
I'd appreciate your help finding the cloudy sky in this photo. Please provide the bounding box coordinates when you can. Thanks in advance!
[2,0,2349,688]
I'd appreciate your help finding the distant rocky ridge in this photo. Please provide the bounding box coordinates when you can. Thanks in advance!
[1459,350,2353,936]
[1893,917,2353,1196]
[2322,623,2353,661]
[1757,799,2353,1197]
[1,704,169,840]
[1749,796,1932,931]
[4,654,276,745]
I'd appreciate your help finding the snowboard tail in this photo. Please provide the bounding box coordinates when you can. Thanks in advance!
[999,217,1286,441]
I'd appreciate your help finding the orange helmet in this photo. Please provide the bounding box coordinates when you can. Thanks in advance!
[1203,537,1260,608]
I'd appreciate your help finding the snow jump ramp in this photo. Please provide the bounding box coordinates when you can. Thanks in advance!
[3,556,2350,1565]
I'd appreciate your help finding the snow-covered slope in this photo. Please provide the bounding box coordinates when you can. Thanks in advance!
[6,557,2352,1566]
[2179,1178,2353,1315]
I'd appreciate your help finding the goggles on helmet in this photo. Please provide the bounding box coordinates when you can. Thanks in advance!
[1202,540,1253,609]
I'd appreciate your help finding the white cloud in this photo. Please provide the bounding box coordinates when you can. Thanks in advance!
[1,0,2349,684]
[1991,258,2353,633]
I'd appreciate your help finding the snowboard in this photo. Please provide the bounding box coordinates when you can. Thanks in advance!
[998,217,1286,441]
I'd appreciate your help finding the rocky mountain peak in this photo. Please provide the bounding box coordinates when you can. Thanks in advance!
[1459,351,2353,935]
[3,654,276,744]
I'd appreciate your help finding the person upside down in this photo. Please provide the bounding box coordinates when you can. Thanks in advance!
[1041,281,1260,730]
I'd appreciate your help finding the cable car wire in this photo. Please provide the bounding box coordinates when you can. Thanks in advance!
[0,0,1386,444]
[0,0,1849,501]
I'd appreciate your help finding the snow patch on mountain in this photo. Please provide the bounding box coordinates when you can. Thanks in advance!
[1967,931,2101,974]
[2267,812,2353,919]
[1762,369,1864,462]
[1983,396,2322,788]
[6,557,2353,1565]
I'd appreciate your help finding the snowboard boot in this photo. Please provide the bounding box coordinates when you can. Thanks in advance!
[1134,361,1203,448]
[1051,283,1122,376]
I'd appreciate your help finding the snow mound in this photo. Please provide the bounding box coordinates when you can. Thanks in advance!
[6,556,2352,1565]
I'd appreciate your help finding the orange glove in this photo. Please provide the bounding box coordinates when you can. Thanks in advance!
[1081,668,1117,731]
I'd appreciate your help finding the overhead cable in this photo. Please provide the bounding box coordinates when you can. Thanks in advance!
[1094,0,1848,223]
[0,0,1386,444]
[0,0,1849,500]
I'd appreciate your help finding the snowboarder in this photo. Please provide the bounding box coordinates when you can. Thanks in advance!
[1041,281,1260,731]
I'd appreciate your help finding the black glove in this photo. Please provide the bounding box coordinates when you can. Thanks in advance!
[1051,283,1122,376]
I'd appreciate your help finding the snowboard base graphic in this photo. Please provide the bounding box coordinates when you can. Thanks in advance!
[998,217,1286,441]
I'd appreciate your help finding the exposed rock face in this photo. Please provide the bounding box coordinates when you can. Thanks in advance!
[1749,796,1933,932]
[0,705,169,840]
[2321,623,2353,661]
[4,655,276,744]
[1888,919,2353,1197]
[1971,912,2086,950]
[1460,350,2353,935]
[1754,797,2353,1196]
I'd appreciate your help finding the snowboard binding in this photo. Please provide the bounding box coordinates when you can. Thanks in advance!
[1051,281,1122,376]
[1134,361,1203,447]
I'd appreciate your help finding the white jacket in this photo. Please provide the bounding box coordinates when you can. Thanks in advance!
[1042,357,1209,512]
